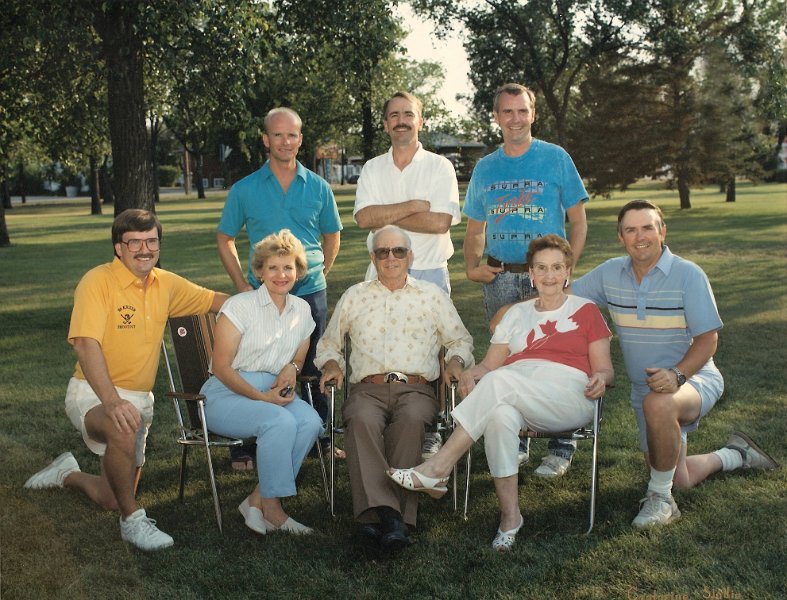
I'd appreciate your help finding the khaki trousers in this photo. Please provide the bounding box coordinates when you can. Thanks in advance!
[343,382,437,527]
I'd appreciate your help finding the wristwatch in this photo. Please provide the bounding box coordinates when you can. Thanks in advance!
[452,355,466,367]
[670,367,687,386]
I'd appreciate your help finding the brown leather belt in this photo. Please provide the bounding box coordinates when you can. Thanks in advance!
[487,256,528,273]
[361,372,430,385]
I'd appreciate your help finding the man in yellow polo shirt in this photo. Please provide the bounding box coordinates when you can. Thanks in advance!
[24,209,228,551]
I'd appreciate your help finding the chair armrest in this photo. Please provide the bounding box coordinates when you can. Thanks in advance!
[164,391,206,403]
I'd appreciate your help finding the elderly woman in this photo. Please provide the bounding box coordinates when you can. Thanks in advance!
[200,229,323,535]
[388,234,614,551]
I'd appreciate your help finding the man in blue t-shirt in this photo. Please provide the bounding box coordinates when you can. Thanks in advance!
[572,200,777,528]
[463,83,589,474]
[217,107,343,468]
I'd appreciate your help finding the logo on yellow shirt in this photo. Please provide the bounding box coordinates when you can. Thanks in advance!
[117,305,137,329]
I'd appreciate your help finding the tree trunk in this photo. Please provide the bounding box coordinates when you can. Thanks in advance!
[677,176,692,209]
[0,202,10,247]
[94,4,154,216]
[89,155,102,215]
[150,115,161,204]
[718,181,726,194]
[194,153,205,199]
[17,162,26,204]
[360,74,375,162]
[182,148,192,195]
[100,154,115,205]
[725,178,736,202]
[1,177,11,210]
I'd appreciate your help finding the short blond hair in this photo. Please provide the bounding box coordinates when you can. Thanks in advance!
[252,229,308,281]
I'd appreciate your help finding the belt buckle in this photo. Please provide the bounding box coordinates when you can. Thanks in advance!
[384,372,408,384]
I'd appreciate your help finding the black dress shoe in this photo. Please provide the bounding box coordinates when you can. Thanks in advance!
[358,523,382,547]
[378,509,411,551]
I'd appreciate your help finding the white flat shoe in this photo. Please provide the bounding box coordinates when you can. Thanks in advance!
[492,514,524,552]
[263,517,313,535]
[387,467,448,499]
[238,497,266,535]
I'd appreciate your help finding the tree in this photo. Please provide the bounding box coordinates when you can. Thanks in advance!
[413,0,637,147]
[160,2,271,198]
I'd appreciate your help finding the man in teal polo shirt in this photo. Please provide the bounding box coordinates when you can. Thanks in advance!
[217,107,342,466]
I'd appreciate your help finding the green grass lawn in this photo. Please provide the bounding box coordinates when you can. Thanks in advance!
[1,182,785,599]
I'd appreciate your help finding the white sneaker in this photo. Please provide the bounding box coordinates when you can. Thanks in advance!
[120,509,174,551]
[632,492,681,529]
[421,432,442,460]
[517,439,530,465]
[534,454,571,478]
[24,452,80,489]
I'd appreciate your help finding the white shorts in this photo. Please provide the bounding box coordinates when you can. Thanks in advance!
[64,377,154,467]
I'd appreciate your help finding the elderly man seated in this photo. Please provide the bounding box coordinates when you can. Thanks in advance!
[316,225,473,551]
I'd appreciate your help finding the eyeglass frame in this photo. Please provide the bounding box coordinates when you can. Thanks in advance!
[531,262,568,275]
[372,246,409,259]
[119,237,161,252]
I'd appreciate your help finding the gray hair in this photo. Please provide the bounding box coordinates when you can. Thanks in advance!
[368,224,412,252]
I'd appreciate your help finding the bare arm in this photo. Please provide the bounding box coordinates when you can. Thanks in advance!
[217,232,253,293]
[354,200,430,230]
[586,337,614,399]
[210,292,230,313]
[645,330,719,394]
[211,316,291,405]
[321,232,340,276]
[566,202,588,266]
[72,337,140,433]
[457,343,510,397]
[464,217,501,283]
[395,211,453,234]
[272,337,311,397]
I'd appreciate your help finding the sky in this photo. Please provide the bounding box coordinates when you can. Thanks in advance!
[397,3,471,119]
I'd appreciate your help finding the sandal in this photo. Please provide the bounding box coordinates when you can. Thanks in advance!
[492,514,524,552]
[386,467,448,499]
[231,453,254,472]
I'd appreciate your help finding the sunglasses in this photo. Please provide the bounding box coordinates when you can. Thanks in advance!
[372,246,409,259]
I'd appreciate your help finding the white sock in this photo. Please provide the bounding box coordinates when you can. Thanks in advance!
[647,467,676,497]
[713,447,744,471]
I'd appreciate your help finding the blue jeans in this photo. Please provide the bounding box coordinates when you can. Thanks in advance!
[202,372,323,498]
[300,290,331,437]
[482,270,575,459]
[482,271,533,323]
[410,266,451,296]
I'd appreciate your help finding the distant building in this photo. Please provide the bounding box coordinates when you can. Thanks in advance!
[420,131,487,181]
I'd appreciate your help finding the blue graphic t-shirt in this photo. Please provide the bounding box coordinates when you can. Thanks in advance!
[463,140,588,264]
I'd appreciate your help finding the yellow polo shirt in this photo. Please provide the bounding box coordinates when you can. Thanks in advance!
[68,257,215,392]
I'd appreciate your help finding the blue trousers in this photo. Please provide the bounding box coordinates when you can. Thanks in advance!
[201,372,323,498]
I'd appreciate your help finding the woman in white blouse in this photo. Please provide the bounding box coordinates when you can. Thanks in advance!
[201,229,322,535]
[388,235,614,551]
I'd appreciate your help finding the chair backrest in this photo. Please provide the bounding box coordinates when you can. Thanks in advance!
[167,313,217,426]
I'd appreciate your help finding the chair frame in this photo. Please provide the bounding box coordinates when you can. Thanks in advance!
[462,394,604,534]
[162,313,329,532]
[322,336,459,516]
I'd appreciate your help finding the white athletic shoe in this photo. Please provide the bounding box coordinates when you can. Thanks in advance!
[23,452,80,489]
[421,432,443,461]
[120,509,174,551]
[632,492,681,529]
[534,454,572,478]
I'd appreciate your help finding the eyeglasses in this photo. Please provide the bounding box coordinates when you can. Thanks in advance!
[532,262,567,275]
[372,246,408,259]
[120,238,160,252]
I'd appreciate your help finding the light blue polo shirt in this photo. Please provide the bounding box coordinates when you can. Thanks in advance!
[218,161,342,296]
[463,140,588,264]
[572,245,723,401]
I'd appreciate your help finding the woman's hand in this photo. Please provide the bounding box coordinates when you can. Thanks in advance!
[584,372,608,400]
[258,384,295,406]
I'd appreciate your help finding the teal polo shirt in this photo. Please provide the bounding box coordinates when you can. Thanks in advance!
[218,160,342,296]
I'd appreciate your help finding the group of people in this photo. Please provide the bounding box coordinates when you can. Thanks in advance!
[24,84,777,553]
